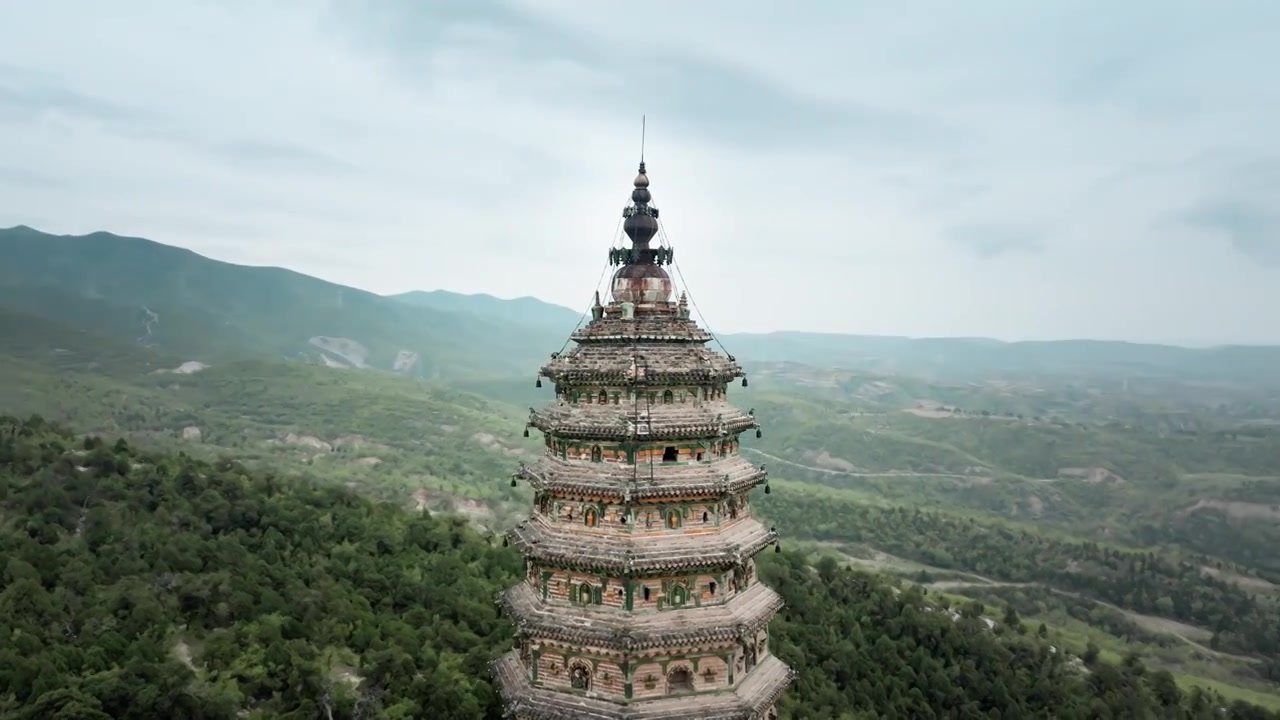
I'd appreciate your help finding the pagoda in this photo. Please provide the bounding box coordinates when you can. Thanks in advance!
[491,160,795,719]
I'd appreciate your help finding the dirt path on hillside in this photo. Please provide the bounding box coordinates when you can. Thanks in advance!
[921,580,1257,664]
[812,540,1255,665]
[742,447,982,481]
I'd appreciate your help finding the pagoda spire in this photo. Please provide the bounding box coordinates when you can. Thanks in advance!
[622,162,659,253]
[609,161,675,307]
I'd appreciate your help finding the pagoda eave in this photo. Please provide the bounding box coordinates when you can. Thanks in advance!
[539,368,743,386]
[529,408,758,441]
[491,652,794,720]
[508,518,778,574]
[518,463,767,501]
[570,320,714,343]
[501,582,783,652]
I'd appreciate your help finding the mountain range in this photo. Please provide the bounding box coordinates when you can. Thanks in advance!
[4,224,1280,389]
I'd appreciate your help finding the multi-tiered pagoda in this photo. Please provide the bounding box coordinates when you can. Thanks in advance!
[492,161,794,719]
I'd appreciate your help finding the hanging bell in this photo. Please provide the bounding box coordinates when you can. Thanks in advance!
[775,543,781,553]
[503,536,509,547]
[764,483,771,494]
[742,377,749,387]
[523,426,530,438]
[510,477,518,487]
[756,428,762,439]
[536,377,542,388]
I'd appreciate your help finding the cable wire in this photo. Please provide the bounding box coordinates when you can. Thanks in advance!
[657,218,737,360]
[552,205,628,358]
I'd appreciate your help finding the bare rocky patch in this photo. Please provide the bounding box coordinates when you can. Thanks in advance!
[1057,467,1125,484]
[410,489,496,524]
[1183,499,1280,522]
[172,639,198,671]
[1024,495,1045,516]
[309,336,369,368]
[333,435,390,453]
[471,431,526,457]
[812,450,856,472]
[392,350,419,373]
[281,433,332,452]
[151,360,210,375]
[1201,566,1278,593]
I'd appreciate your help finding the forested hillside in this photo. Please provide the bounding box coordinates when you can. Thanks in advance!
[2,417,1278,719]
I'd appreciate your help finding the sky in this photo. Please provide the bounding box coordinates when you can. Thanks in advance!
[1,1,1279,346]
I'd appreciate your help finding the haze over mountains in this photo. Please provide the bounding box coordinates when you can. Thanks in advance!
[5,224,1280,391]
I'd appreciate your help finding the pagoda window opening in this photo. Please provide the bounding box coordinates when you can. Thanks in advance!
[667,509,681,529]
[702,510,709,523]
[709,580,717,595]
[585,507,598,527]
[571,664,591,691]
[598,389,608,404]
[642,586,651,601]
[668,667,693,694]
[662,390,674,404]
[591,445,603,463]
[662,446,678,463]
[696,450,704,461]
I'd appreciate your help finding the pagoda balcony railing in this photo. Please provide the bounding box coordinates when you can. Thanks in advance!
[514,459,767,501]
[499,582,783,652]
[528,410,758,441]
[507,517,778,574]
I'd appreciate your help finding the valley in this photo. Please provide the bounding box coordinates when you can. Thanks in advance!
[2,225,1279,717]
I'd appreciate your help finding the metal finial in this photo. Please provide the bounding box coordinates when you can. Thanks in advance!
[641,115,646,165]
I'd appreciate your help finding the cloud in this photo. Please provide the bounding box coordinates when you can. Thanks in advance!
[947,224,1044,259]
[1183,203,1280,266]
[0,0,1278,345]
[210,140,357,176]
[0,165,66,189]
[0,72,152,128]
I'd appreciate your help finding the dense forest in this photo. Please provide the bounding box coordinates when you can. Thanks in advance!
[2,416,1278,719]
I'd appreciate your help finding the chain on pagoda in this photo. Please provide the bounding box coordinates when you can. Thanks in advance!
[491,161,795,719]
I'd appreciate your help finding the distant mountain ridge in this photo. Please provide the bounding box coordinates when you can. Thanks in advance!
[0,225,562,380]
[4,224,1280,388]
[391,289,584,333]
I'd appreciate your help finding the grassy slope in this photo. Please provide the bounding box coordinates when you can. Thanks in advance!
[0,307,541,524]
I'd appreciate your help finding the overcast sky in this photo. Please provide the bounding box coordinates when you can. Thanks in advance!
[2,1,1278,345]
